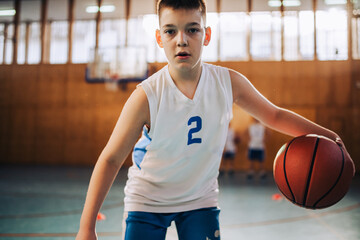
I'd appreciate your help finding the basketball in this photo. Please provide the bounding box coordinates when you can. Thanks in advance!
[273,134,354,209]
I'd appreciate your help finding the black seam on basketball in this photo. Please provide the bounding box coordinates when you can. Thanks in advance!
[313,144,345,208]
[283,137,297,202]
[303,137,320,207]
[277,187,296,204]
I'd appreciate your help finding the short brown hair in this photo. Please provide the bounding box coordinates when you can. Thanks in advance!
[157,0,207,20]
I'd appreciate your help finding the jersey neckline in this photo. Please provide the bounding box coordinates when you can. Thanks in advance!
[165,64,206,104]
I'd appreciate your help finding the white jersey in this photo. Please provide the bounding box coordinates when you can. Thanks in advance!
[248,123,265,150]
[224,128,236,153]
[124,63,233,213]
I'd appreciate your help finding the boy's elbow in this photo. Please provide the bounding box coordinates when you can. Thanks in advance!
[262,106,282,128]
[106,155,123,168]
[98,149,125,169]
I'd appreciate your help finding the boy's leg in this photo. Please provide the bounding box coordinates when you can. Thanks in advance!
[227,152,235,175]
[175,207,221,240]
[247,149,255,179]
[258,149,266,178]
[123,211,172,240]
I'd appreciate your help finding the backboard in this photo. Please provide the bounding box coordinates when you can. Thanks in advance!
[85,45,149,91]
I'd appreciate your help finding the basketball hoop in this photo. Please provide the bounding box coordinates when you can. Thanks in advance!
[85,45,149,92]
[105,74,120,92]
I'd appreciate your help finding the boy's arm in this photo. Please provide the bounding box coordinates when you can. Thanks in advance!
[229,70,355,173]
[230,69,337,139]
[76,86,150,240]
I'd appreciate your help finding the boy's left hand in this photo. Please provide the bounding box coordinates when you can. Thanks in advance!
[335,137,356,177]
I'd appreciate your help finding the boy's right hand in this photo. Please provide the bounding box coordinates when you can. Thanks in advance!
[75,229,97,240]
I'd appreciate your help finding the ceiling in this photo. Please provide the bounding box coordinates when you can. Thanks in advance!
[0,0,352,23]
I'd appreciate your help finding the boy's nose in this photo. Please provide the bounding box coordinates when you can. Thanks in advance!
[177,31,188,47]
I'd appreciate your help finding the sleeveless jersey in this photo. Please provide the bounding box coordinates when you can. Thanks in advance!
[124,63,233,213]
[248,123,265,150]
[224,128,236,153]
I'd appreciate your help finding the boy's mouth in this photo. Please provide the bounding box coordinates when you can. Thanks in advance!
[176,52,191,58]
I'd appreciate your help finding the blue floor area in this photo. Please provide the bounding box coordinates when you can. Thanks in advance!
[0,166,359,240]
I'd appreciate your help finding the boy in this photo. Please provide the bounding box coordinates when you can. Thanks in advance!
[221,124,239,176]
[247,118,267,179]
[76,0,354,239]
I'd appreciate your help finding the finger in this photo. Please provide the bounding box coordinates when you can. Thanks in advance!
[335,137,343,147]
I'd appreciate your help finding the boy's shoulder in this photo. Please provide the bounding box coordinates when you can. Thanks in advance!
[202,62,231,81]
[141,65,168,85]
[203,62,229,72]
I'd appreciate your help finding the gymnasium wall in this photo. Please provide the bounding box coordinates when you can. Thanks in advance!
[0,61,359,172]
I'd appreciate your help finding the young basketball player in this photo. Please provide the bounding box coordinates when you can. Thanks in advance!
[76,1,355,239]
[247,118,267,179]
[221,124,239,176]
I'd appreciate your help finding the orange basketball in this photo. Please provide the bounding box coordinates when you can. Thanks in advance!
[273,134,354,209]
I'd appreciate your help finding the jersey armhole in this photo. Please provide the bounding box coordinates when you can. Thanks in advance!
[137,83,157,138]
[223,68,233,121]
[225,69,233,105]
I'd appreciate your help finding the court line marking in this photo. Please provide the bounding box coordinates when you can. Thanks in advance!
[307,210,347,240]
[0,202,124,219]
[0,232,121,237]
[0,203,359,237]
[222,202,360,229]
[0,191,122,201]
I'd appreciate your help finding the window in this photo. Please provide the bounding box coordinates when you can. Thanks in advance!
[50,21,68,63]
[284,11,299,60]
[352,2,360,59]
[17,23,26,64]
[72,21,96,63]
[142,14,159,63]
[220,12,249,61]
[95,19,125,68]
[250,11,281,61]
[316,0,348,60]
[28,22,41,64]
[203,12,219,62]
[0,24,4,64]
[99,19,125,49]
[353,17,360,59]
[127,17,146,48]
[283,11,315,61]
[299,11,314,60]
[5,24,14,64]
[18,0,41,64]
[316,9,348,60]
[141,14,167,62]
[48,0,69,64]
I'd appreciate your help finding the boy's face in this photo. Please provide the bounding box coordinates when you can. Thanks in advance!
[156,7,211,72]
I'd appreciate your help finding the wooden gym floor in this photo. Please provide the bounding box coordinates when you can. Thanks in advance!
[0,166,359,240]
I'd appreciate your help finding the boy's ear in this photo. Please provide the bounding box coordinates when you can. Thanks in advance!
[156,29,163,48]
[204,27,211,46]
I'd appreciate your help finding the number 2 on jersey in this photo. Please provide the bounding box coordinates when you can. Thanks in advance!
[187,116,202,145]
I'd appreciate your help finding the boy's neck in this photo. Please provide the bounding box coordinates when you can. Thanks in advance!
[168,62,202,81]
[168,62,203,100]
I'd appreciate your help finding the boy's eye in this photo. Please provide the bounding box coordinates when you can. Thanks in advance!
[164,29,175,35]
[188,28,199,34]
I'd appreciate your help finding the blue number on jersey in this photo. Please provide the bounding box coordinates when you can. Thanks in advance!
[187,116,202,145]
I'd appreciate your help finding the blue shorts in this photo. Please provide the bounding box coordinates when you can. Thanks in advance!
[248,149,265,162]
[122,207,221,240]
[223,151,235,160]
